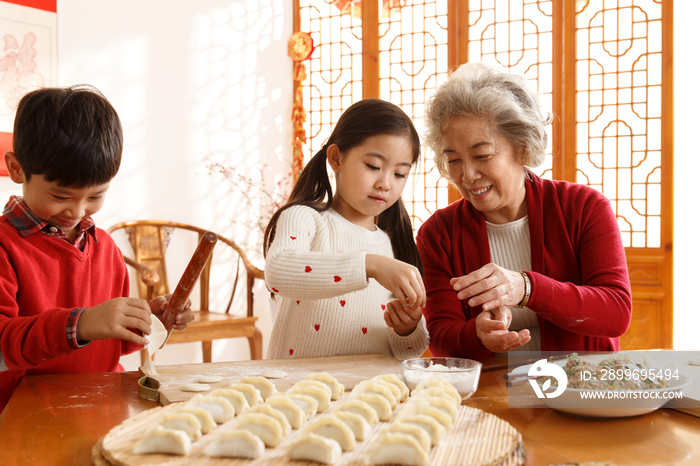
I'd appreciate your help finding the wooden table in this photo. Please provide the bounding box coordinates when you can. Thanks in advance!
[1,356,700,466]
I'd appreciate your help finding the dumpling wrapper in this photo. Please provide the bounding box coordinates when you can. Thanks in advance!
[140,315,168,377]
[334,410,371,441]
[352,381,398,409]
[334,399,379,426]
[266,395,307,429]
[304,372,345,400]
[240,376,278,401]
[398,400,453,429]
[288,433,342,465]
[246,403,292,436]
[349,393,393,421]
[203,429,265,459]
[366,432,428,466]
[228,383,262,407]
[198,375,223,383]
[383,423,431,454]
[260,369,287,378]
[400,414,445,446]
[148,412,202,441]
[181,383,210,392]
[209,388,250,415]
[174,407,216,434]
[287,393,319,418]
[232,412,285,447]
[374,374,409,402]
[287,384,331,412]
[187,394,235,424]
[302,414,356,451]
[133,425,191,455]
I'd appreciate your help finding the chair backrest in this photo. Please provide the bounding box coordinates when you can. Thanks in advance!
[107,220,263,317]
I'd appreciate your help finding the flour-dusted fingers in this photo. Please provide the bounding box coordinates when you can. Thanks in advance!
[451,263,524,310]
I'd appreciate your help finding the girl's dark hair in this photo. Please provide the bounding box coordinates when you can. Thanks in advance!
[264,98,423,274]
[12,84,123,188]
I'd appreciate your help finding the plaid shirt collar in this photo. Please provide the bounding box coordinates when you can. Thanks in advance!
[2,195,98,246]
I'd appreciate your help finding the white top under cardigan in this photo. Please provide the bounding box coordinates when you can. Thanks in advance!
[265,206,430,360]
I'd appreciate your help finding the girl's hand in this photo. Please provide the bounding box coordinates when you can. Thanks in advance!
[366,254,426,309]
[77,297,152,345]
[149,294,194,331]
[384,299,422,336]
[475,307,530,353]
[450,263,525,311]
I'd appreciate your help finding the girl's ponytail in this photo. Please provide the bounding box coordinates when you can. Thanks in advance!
[377,199,423,276]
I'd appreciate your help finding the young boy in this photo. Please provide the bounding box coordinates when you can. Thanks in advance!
[0,85,191,411]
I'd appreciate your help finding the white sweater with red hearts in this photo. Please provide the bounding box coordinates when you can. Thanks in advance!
[265,206,429,360]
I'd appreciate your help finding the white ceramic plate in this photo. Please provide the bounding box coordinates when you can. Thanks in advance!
[509,359,692,418]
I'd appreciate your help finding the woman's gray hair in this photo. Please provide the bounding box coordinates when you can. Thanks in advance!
[425,62,552,177]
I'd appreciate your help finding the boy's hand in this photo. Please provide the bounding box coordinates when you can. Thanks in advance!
[77,298,152,345]
[366,254,426,310]
[149,294,194,331]
[383,299,422,336]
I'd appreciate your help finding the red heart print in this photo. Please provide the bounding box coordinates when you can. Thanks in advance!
[314,324,320,331]
[272,288,279,293]
[340,300,346,307]
[362,327,367,334]
[290,236,296,240]
[334,276,342,282]
[289,349,294,355]
[407,346,413,350]
[305,266,312,273]
[381,304,386,310]
[296,301,300,305]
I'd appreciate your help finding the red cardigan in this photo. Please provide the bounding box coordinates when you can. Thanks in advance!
[416,173,632,360]
[0,217,141,410]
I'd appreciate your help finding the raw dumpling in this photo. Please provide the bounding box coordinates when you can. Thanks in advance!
[232,412,284,447]
[291,380,333,397]
[228,383,262,407]
[410,386,460,407]
[334,399,379,426]
[246,403,292,436]
[365,432,428,466]
[240,376,278,401]
[352,381,398,409]
[287,384,331,412]
[349,393,393,421]
[287,433,342,465]
[187,394,235,424]
[364,379,401,404]
[383,423,431,454]
[209,388,250,415]
[287,393,319,418]
[174,407,216,434]
[148,412,202,441]
[203,429,265,459]
[304,372,345,400]
[266,395,307,429]
[334,410,371,441]
[400,414,445,446]
[373,374,409,402]
[302,415,356,451]
[413,377,461,405]
[133,425,191,455]
[398,400,452,429]
[407,395,457,421]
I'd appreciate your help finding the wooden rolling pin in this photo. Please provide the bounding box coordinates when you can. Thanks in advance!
[160,231,218,346]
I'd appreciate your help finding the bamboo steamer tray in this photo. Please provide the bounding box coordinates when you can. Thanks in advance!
[95,395,524,466]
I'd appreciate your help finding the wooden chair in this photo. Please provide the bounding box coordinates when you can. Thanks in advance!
[107,220,264,364]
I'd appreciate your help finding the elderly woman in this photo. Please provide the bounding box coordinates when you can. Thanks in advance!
[417,62,632,359]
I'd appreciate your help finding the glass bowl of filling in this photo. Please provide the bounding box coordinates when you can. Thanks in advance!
[400,357,482,400]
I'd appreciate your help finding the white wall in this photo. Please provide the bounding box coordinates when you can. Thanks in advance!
[0,0,293,369]
[672,2,700,350]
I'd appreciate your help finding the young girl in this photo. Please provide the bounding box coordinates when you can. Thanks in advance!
[264,99,430,360]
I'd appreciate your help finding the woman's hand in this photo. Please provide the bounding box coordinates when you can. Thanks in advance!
[450,263,525,311]
[366,254,426,309]
[149,294,194,331]
[475,307,531,353]
[383,299,422,336]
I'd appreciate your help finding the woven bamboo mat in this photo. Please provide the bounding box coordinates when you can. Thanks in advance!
[95,394,525,466]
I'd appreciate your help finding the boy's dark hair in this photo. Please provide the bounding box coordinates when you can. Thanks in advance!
[264,98,423,275]
[12,84,123,188]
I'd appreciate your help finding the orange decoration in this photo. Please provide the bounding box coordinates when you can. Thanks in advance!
[288,31,314,62]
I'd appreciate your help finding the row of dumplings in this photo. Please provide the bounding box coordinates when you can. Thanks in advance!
[133,373,344,457]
